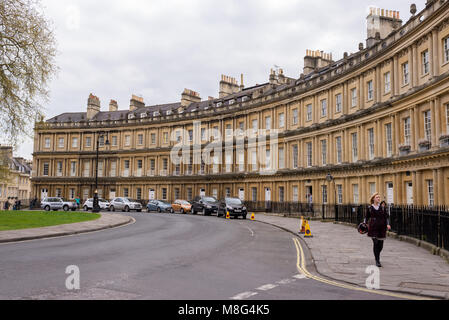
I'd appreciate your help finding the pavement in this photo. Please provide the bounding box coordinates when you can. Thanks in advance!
[1,211,449,299]
[0,212,134,244]
[255,213,449,300]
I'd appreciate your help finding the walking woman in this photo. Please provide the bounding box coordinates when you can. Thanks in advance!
[364,193,391,267]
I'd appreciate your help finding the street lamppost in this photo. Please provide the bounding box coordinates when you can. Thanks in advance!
[326,173,337,220]
[93,131,109,213]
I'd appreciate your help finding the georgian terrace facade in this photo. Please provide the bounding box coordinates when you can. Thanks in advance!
[32,0,449,206]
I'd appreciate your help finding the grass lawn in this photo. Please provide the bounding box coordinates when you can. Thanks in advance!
[0,211,101,231]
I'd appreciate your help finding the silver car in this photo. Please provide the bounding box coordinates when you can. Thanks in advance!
[41,197,77,211]
[82,198,110,211]
[109,197,142,212]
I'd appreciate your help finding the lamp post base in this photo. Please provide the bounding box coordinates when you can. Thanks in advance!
[92,193,100,213]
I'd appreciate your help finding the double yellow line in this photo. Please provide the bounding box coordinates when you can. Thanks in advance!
[292,237,433,300]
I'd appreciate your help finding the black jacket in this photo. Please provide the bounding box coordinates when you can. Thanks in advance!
[365,205,390,239]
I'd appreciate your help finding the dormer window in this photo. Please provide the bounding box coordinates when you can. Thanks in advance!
[153,111,160,117]
[166,110,172,116]
[216,102,222,108]
[140,113,147,118]
[229,99,235,105]
[128,114,135,120]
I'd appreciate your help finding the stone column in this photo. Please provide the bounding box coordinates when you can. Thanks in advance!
[431,99,437,147]
[432,28,439,77]
[393,55,399,96]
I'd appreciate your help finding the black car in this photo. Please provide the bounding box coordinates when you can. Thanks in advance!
[218,197,247,219]
[191,196,219,216]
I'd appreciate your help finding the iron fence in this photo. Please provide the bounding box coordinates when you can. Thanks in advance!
[243,201,449,250]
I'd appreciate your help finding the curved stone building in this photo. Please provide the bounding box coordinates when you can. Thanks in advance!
[32,0,449,206]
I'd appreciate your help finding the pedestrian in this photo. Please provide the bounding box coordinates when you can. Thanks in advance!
[75,196,80,209]
[364,193,391,267]
[4,198,10,211]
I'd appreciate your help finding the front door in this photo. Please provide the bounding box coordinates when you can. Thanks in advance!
[265,188,271,209]
[239,189,245,201]
[305,186,313,203]
[386,182,394,204]
[406,182,413,205]
[41,188,48,200]
[265,188,271,202]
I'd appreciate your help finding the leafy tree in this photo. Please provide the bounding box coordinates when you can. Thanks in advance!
[0,0,57,147]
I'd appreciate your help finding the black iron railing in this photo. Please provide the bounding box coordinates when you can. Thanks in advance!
[243,201,449,250]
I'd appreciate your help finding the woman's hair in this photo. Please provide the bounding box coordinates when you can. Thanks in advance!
[370,193,379,204]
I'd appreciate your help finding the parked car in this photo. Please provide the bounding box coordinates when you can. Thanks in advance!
[109,197,142,212]
[82,198,110,211]
[41,197,77,212]
[217,197,247,219]
[171,199,192,214]
[191,196,219,216]
[147,200,173,213]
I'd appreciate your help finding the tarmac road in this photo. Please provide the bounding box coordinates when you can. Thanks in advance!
[0,212,402,300]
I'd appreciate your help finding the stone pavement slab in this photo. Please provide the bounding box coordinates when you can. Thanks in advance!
[0,213,133,243]
[255,213,449,300]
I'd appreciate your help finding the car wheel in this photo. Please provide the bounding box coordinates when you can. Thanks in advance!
[44,205,50,211]
[63,205,69,211]
[83,206,88,211]
[137,209,142,212]
[125,206,130,212]
[242,215,247,220]
[110,206,115,212]
[157,207,161,213]
[170,208,174,214]
[180,208,184,214]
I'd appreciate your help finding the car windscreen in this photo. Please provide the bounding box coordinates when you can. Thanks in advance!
[226,198,243,205]
[203,197,217,202]
[179,200,190,205]
[159,201,170,205]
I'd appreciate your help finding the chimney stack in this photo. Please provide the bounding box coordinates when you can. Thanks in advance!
[366,7,402,48]
[181,89,201,107]
[130,95,145,111]
[109,99,118,112]
[303,50,334,76]
[219,75,241,98]
[87,93,101,120]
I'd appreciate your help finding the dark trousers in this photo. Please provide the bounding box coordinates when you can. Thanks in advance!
[372,238,384,262]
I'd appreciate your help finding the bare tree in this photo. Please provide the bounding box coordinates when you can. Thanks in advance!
[0,0,57,146]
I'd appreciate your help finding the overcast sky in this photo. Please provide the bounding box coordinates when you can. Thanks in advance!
[15,0,417,159]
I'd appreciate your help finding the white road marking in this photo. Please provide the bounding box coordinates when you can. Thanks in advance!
[245,226,255,237]
[256,284,278,291]
[277,278,296,285]
[293,274,307,279]
[230,291,258,300]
